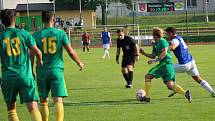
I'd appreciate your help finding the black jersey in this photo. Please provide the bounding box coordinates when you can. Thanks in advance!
[117,35,136,56]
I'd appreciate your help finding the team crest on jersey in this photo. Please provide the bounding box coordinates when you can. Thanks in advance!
[126,45,130,50]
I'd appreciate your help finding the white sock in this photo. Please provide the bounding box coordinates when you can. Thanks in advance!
[200,80,215,94]
[103,49,107,58]
[106,50,110,58]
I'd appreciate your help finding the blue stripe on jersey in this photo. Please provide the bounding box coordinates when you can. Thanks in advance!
[102,32,110,44]
[173,36,193,64]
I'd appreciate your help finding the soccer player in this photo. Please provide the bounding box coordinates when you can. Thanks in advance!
[101,27,112,59]
[0,9,43,121]
[116,29,139,88]
[31,11,84,121]
[165,27,215,97]
[139,27,192,103]
[82,30,90,52]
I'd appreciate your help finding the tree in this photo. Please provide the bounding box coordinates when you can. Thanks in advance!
[95,0,132,25]
[53,0,133,25]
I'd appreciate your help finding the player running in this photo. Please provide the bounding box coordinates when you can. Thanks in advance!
[0,9,43,121]
[116,29,139,88]
[139,27,192,103]
[31,11,84,121]
[165,27,215,97]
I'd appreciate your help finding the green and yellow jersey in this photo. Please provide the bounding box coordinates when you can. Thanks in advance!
[33,27,70,70]
[0,27,35,80]
[152,38,172,63]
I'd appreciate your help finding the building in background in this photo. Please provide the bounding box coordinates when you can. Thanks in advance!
[15,3,96,31]
[96,0,215,18]
[0,0,50,9]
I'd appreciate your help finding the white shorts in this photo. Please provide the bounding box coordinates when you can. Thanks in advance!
[173,59,199,76]
[103,44,110,49]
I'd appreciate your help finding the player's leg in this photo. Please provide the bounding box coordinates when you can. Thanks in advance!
[19,77,42,121]
[192,75,215,97]
[143,63,164,101]
[168,63,187,97]
[53,97,64,121]
[165,63,192,102]
[37,69,50,121]
[189,60,215,96]
[1,79,19,121]
[82,43,86,52]
[144,74,154,99]
[126,56,135,87]
[121,67,130,88]
[106,44,110,58]
[127,65,134,87]
[39,98,49,121]
[87,44,90,52]
[165,81,192,102]
[121,57,131,88]
[50,68,67,121]
[26,101,42,121]
[7,103,19,121]
[102,44,106,58]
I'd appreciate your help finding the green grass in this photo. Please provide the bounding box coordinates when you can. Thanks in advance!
[98,13,215,28]
[1,45,215,121]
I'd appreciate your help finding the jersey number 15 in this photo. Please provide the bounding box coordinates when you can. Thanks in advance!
[42,37,57,54]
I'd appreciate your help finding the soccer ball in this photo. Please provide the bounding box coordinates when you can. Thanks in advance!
[136,89,146,101]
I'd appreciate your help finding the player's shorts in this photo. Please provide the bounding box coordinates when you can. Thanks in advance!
[1,77,39,104]
[36,68,68,99]
[83,42,89,46]
[173,59,199,76]
[148,62,175,83]
[103,44,110,49]
[121,55,135,68]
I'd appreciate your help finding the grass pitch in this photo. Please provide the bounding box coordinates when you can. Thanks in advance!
[0,45,215,121]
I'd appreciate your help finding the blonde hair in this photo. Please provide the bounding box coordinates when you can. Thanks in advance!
[152,27,164,38]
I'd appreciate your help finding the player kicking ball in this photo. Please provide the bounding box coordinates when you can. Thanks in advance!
[139,27,192,103]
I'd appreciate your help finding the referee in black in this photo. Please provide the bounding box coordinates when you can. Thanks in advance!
[116,29,139,88]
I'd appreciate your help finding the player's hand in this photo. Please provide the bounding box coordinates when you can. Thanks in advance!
[139,48,144,54]
[38,60,43,67]
[77,62,84,71]
[147,59,157,64]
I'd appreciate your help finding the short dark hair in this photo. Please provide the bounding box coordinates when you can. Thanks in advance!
[117,29,124,33]
[42,11,54,23]
[0,9,16,27]
[165,27,176,34]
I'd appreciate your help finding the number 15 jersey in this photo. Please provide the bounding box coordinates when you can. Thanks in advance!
[33,27,70,70]
[0,28,35,79]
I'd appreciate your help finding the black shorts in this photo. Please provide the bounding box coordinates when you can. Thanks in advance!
[121,55,135,68]
[83,42,89,46]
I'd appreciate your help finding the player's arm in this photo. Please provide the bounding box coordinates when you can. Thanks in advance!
[30,45,43,67]
[148,47,168,64]
[116,48,120,64]
[170,43,177,51]
[134,44,139,61]
[158,47,168,60]
[169,39,179,51]
[108,32,112,46]
[63,44,84,70]
[140,48,156,59]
